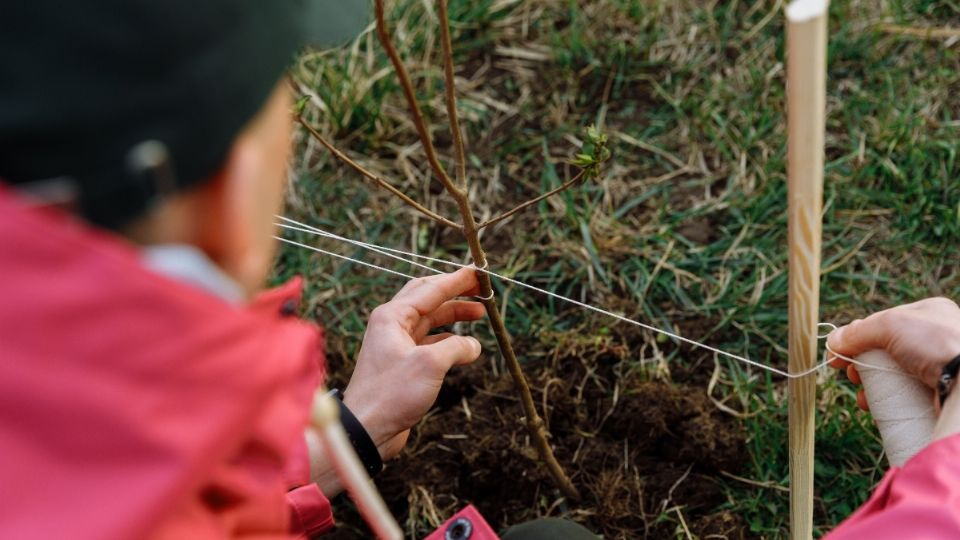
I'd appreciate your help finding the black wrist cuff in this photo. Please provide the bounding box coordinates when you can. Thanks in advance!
[329,389,384,478]
[937,354,960,407]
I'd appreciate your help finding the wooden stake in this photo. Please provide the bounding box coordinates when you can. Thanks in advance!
[785,1,828,539]
[310,390,403,540]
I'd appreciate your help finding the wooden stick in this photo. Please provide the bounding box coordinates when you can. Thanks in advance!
[310,389,403,540]
[785,1,829,539]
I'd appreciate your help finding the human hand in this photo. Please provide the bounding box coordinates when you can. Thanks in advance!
[342,267,487,460]
[828,297,960,410]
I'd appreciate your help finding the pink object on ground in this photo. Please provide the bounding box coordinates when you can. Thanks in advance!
[0,187,333,539]
[424,505,499,540]
[825,432,960,538]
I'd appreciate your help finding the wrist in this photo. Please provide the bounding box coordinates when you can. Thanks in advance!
[937,354,960,406]
[305,428,345,497]
[330,389,384,478]
[341,388,396,459]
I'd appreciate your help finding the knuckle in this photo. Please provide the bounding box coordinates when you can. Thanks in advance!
[463,336,481,356]
[449,336,470,353]
[873,307,896,322]
[846,317,865,335]
[369,305,392,325]
[869,311,894,332]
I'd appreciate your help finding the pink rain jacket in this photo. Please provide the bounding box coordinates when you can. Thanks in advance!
[826,432,960,538]
[0,187,334,538]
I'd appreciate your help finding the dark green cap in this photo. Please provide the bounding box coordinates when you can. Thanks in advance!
[0,0,369,228]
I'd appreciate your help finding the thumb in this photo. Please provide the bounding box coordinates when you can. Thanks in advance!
[828,314,891,361]
[418,335,482,368]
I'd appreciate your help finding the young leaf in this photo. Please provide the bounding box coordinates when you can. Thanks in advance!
[293,95,310,116]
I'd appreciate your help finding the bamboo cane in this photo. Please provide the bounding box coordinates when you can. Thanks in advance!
[785,1,829,539]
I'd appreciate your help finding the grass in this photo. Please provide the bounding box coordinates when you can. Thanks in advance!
[277,0,959,537]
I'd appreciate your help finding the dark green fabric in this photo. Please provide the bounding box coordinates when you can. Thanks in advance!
[304,0,371,47]
[0,0,368,228]
[501,518,599,540]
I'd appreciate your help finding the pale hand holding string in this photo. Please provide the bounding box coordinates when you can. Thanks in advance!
[342,267,486,462]
[307,267,485,495]
[828,297,960,465]
[828,297,960,400]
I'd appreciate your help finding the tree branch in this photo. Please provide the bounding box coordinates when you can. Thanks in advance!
[437,0,467,188]
[478,169,588,230]
[373,0,462,198]
[297,116,460,230]
[372,0,581,500]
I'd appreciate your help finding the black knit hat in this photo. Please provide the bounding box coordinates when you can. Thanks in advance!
[0,0,369,228]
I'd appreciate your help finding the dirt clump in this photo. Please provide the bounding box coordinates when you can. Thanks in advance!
[327,344,749,539]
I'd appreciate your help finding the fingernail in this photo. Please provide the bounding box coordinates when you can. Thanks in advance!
[469,337,481,355]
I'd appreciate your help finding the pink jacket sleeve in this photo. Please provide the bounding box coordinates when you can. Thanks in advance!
[285,433,335,537]
[826,433,960,538]
[287,485,335,538]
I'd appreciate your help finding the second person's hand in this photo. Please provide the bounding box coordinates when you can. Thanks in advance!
[828,297,960,410]
[342,267,487,460]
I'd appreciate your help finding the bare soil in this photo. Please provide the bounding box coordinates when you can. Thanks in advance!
[324,334,749,539]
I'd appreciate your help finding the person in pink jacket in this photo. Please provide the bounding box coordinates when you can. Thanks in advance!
[0,0,595,538]
[825,298,960,538]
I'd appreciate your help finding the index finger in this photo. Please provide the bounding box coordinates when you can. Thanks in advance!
[392,267,481,315]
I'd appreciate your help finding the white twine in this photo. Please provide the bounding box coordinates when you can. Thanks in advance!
[854,350,936,466]
[274,215,908,380]
[818,322,905,375]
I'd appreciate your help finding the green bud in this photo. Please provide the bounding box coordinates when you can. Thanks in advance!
[293,95,310,116]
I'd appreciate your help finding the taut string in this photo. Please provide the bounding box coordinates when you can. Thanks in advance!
[275,215,907,380]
